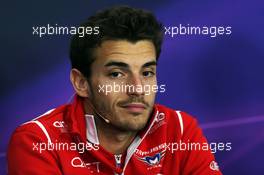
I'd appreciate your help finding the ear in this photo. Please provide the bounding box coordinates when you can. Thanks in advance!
[70,68,90,97]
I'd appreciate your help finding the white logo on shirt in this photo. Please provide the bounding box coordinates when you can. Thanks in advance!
[210,161,219,171]
[53,121,65,128]
[71,157,100,173]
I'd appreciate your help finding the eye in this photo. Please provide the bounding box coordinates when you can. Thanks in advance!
[142,71,155,77]
[109,71,123,78]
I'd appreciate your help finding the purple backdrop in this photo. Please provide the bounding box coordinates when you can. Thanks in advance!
[1,0,264,174]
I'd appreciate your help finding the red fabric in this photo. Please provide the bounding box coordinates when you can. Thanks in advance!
[7,96,222,175]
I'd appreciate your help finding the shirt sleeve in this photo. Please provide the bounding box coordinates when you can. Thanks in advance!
[7,124,63,175]
[178,111,223,175]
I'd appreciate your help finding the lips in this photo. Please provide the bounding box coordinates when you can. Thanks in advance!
[120,103,146,113]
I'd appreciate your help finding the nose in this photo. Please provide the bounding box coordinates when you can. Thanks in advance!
[126,74,145,96]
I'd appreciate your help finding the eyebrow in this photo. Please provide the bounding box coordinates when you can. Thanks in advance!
[142,61,157,68]
[104,61,129,68]
[104,60,157,69]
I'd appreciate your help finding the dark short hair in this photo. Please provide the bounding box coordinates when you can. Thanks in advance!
[70,6,164,78]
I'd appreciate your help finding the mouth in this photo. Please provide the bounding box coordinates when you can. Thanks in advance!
[119,103,147,114]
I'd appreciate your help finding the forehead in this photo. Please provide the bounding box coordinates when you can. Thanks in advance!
[93,40,156,66]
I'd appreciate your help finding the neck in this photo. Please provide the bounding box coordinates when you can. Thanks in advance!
[83,98,137,154]
[94,116,137,155]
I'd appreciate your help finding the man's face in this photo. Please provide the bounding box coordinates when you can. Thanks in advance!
[87,40,157,132]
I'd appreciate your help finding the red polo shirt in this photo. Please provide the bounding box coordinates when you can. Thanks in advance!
[8,96,222,175]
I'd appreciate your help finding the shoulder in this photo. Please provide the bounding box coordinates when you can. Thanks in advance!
[10,104,70,144]
[7,106,70,175]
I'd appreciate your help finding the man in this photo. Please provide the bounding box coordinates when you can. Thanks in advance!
[8,6,222,175]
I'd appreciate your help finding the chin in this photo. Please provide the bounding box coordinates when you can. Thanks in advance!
[121,124,146,132]
[116,116,149,132]
[112,108,151,131]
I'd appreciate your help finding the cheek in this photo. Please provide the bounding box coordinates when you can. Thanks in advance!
[92,77,124,108]
[144,80,157,96]
[96,90,120,111]
[143,77,157,86]
[105,93,117,108]
[145,92,156,105]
